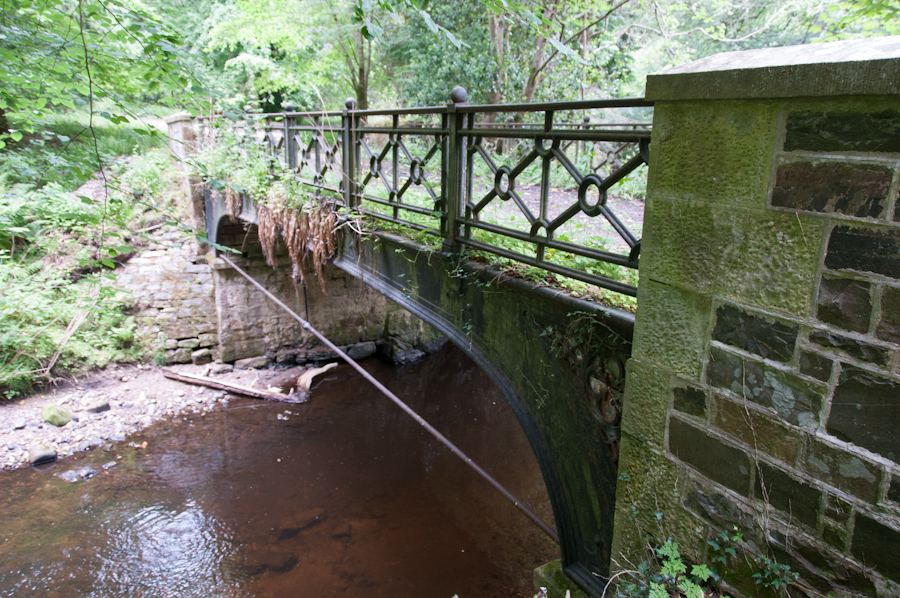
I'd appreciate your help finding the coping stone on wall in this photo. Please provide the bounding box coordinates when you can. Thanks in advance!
[645,35,900,101]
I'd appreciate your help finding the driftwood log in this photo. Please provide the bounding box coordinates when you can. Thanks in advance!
[161,362,340,403]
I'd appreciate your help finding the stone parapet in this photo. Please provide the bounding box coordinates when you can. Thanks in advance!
[646,35,900,101]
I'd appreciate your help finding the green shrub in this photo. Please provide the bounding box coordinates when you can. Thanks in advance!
[0,109,178,399]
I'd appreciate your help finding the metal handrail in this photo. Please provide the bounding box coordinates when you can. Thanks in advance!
[196,89,653,297]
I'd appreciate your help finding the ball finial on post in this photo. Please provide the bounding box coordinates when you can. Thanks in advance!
[284,102,295,113]
[345,97,358,110]
[450,86,468,104]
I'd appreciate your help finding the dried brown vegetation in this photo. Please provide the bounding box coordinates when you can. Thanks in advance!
[257,201,338,293]
[224,186,242,221]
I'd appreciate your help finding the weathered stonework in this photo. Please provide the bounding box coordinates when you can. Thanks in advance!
[211,220,445,365]
[771,160,893,219]
[615,37,900,598]
[116,225,218,363]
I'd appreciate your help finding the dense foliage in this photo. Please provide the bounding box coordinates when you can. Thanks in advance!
[0,0,193,396]
[0,0,896,396]
[150,0,900,111]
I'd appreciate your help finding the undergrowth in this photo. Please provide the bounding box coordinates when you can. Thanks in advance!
[0,107,164,191]
[0,109,179,399]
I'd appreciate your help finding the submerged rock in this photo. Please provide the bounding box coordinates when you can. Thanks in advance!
[58,470,80,483]
[57,466,99,483]
[42,404,73,427]
[77,466,98,480]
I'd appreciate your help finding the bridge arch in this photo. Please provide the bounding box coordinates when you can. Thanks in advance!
[205,187,634,594]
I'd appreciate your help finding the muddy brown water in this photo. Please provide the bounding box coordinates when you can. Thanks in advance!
[0,344,558,597]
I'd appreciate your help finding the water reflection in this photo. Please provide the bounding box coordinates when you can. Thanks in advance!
[0,344,557,597]
[0,485,244,598]
[95,501,242,597]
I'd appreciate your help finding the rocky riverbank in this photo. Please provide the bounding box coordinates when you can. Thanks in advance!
[0,360,324,472]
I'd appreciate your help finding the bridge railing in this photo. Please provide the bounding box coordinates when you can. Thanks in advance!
[196,89,652,297]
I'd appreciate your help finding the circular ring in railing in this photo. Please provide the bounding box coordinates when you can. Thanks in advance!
[410,158,423,185]
[534,136,559,158]
[578,174,607,217]
[494,166,513,200]
[369,156,378,177]
[529,219,550,240]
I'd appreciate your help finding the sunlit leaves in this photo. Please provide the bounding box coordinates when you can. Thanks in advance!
[0,0,208,151]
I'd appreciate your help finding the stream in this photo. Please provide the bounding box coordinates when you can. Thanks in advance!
[0,343,558,597]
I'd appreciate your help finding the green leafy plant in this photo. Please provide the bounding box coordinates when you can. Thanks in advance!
[752,556,799,591]
[613,539,715,598]
[610,524,800,598]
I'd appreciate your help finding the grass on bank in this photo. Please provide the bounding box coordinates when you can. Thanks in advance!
[0,107,182,399]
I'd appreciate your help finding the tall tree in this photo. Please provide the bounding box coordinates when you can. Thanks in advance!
[205,0,375,110]
[0,0,197,148]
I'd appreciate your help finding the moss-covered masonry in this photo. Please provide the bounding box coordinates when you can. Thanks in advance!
[614,36,900,598]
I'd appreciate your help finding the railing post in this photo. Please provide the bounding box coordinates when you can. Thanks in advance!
[443,85,467,253]
[283,102,295,171]
[342,97,357,209]
[313,114,322,184]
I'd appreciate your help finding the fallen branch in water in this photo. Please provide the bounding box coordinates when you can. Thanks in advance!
[296,362,338,392]
[161,368,305,403]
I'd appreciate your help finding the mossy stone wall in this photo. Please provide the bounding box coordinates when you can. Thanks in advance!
[614,37,900,598]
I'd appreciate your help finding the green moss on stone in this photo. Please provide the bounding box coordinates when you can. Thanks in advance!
[641,197,823,316]
[612,434,697,560]
[620,358,673,448]
[632,280,711,379]
[42,404,73,427]
[533,560,590,598]
[649,101,780,208]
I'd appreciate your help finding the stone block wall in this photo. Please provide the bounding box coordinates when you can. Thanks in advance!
[613,38,900,598]
[115,225,218,363]
[212,219,444,364]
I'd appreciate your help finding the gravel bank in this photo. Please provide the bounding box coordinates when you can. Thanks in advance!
[0,361,312,471]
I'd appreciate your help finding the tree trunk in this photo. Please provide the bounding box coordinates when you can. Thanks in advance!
[523,29,549,104]
[355,31,369,110]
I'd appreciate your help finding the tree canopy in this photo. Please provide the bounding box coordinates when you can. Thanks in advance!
[147,0,900,112]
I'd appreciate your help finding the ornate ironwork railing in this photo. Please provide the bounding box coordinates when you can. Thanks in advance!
[197,88,652,297]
